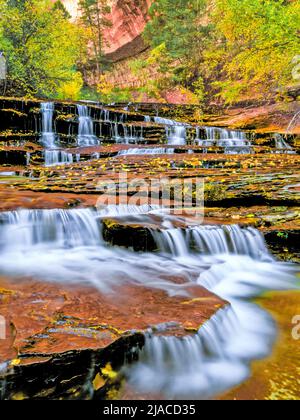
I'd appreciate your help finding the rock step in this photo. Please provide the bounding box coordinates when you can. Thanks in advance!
[0,277,225,399]
[101,216,300,259]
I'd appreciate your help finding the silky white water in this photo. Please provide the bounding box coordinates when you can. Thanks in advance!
[77,105,99,146]
[127,235,297,398]
[112,123,144,143]
[117,147,175,156]
[44,150,74,167]
[196,126,252,154]
[274,134,294,154]
[40,102,56,148]
[0,207,297,398]
[97,204,163,217]
[152,225,269,259]
[154,116,188,145]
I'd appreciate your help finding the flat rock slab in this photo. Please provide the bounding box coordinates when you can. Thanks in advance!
[0,277,225,363]
[0,276,225,399]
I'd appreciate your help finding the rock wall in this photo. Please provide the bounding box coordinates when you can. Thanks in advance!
[60,0,152,62]
[104,0,152,62]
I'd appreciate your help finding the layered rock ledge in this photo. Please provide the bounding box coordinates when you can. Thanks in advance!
[0,277,225,399]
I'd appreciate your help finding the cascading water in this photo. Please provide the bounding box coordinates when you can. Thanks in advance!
[112,123,145,144]
[117,147,175,156]
[274,134,294,153]
[40,102,79,167]
[196,126,252,154]
[77,105,99,146]
[0,209,102,250]
[97,204,163,217]
[101,108,127,123]
[102,109,110,122]
[44,150,74,167]
[124,125,144,143]
[154,116,188,145]
[0,207,297,398]
[40,102,56,148]
[152,224,269,259]
[167,125,187,145]
[126,219,297,398]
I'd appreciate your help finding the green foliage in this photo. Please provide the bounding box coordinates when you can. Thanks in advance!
[142,0,300,104]
[277,232,289,240]
[53,0,71,19]
[144,0,210,90]
[0,0,83,98]
[78,0,112,78]
[97,75,133,103]
[100,87,133,104]
[211,0,300,103]
[80,85,100,101]
[1,0,298,104]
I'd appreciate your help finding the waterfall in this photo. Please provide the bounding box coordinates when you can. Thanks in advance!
[154,116,188,145]
[128,255,295,399]
[167,126,187,145]
[195,126,252,153]
[97,204,163,217]
[154,117,179,125]
[44,150,74,167]
[111,122,121,141]
[102,109,110,122]
[127,227,297,398]
[112,124,144,144]
[77,105,99,146]
[274,134,294,153]
[40,102,78,165]
[0,208,102,250]
[0,208,297,398]
[26,152,31,166]
[144,116,151,123]
[152,224,269,259]
[101,108,125,123]
[117,147,174,156]
[91,152,100,159]
[123,125,144,143]
[0,208,203,291]
[40,102,56,148]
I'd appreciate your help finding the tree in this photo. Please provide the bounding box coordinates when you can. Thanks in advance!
[208,0,300,103]
[53,0,71,19]
[142,0,300,104]
[141,0,213,103]
[0,0,83,98]
[78,0,112,79]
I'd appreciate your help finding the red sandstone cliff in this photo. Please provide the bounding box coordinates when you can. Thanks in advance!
[104,0,152,62]
[60,0,152,62]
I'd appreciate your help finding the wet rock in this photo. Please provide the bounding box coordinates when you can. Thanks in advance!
[0,277,225,399]
[264,229,300,262]
[102,218,157,251]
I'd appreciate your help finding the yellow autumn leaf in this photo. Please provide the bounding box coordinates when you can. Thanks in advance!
[100,363,118,380]
[93,373,106,391]
[10,359,21,366]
